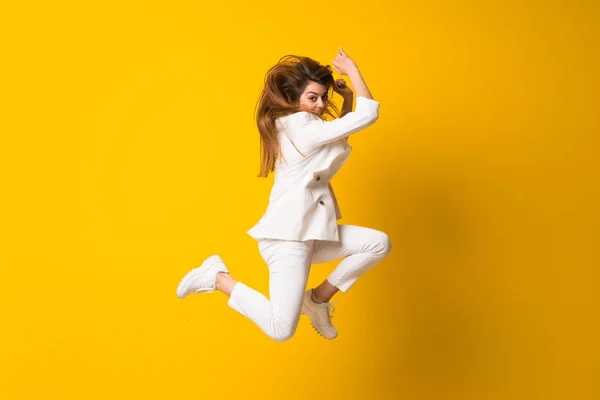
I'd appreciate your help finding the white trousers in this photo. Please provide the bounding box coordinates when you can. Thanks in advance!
[227,224,392,342]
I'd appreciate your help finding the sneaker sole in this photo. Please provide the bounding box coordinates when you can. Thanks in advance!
[303,315,338,340]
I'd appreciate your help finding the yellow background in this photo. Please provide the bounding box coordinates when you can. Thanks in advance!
[1,1,598,399]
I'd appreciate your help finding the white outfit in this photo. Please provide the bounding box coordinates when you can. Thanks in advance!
[229,96,391,341]
[229,225,391,341]
[246,96,380,241]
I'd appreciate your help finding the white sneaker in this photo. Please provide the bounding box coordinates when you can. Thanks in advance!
[176,254,229,298]
[301,289,338,340]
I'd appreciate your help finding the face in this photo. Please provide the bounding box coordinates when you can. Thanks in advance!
[298,81,329,115]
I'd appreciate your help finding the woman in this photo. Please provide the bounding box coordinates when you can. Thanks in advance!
[176,47,392,342]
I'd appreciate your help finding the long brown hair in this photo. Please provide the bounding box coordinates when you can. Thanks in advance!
[255,55,341,177]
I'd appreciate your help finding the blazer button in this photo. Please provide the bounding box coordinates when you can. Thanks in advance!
[316,176,321,181]
[319,200,325,205]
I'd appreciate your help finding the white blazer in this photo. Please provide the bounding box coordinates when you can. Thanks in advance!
[247,96,380,242]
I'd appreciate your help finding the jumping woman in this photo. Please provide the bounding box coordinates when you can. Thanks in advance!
[176,46,392,342]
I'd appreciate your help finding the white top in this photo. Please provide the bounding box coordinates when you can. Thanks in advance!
[247,96,380,241]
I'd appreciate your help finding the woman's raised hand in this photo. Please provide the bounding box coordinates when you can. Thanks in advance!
[332,46,358,76]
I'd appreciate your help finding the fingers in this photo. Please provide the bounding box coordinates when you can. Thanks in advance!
[332,59,341,73]
[332,55,344,69]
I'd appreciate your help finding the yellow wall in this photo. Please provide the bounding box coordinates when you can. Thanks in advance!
[1,1,598,399]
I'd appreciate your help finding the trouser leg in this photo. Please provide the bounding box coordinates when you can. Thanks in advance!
[227,239,314,342]
[311,225,392,292]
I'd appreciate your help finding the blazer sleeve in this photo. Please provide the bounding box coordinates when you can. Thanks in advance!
[292,96,380,153]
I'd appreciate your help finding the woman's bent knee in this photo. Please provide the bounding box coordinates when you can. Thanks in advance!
[268,315,298,342]
[272,330,295,342]
[271,326,297,342]
[374,231,392,257]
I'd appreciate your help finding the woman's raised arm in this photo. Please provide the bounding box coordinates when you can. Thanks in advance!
[332,46,374,100]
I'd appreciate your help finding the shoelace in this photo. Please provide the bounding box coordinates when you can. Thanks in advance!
[319,302,337,324]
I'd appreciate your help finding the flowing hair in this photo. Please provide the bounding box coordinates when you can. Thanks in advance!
[254,55,341,177]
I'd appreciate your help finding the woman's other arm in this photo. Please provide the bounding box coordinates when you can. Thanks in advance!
[334,79,354,141]
[341,93,353,117]
[333,78,354,117]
